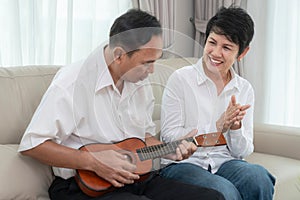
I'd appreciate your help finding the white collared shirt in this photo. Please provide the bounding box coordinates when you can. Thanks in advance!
[160,58,254,173]
[18,45,156,179]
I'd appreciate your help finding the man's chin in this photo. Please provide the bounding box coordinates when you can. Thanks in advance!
[126,76,147,83]
[139,76,148,81]
[131,78,143,83]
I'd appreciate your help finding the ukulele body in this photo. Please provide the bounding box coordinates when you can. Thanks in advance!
[75,132,226,197]
[75,138,152,197]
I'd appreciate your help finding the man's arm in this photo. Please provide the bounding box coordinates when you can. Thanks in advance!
[21,140,87,169]
[21,140,139,187]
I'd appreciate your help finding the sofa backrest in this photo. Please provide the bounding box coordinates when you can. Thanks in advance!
[0,58,198,144]
[0,66,60,144]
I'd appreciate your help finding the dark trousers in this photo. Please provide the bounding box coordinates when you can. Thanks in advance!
[49,173,224,200]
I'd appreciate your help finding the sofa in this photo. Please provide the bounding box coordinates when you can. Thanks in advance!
[1,57,300,200]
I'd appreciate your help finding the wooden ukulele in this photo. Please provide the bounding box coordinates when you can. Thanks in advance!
[75,132,226,197]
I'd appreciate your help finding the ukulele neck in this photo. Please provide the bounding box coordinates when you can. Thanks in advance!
[136,132,226,161]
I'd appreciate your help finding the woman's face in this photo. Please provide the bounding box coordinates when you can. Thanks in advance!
[203,32,239,76]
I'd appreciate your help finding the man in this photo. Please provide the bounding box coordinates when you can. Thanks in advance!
[18,9,224,200]
[159,6,275,200]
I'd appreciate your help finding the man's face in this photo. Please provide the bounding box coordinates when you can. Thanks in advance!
[203,32,239,75]
[120,35,163,83]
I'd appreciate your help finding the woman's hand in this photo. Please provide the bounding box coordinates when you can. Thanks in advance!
[217,95,250,133]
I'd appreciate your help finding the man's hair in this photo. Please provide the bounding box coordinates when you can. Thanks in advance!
[109,9,162,55]
[205,6,254,56]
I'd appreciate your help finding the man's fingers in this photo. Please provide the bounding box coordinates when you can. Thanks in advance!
[175,148,183,160]
[180,140,197,158]
[110,171,140,187]
[178,143,188,157]
[121,161,137,172]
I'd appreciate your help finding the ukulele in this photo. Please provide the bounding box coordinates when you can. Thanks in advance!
[75,132,226,197]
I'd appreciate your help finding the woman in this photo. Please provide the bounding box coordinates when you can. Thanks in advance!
[159,6,275,200]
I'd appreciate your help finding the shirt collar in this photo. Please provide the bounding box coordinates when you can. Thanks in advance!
[194,58,208,85]
[194,57,241,92]
[227,67,240,92]
[93,44,115,92]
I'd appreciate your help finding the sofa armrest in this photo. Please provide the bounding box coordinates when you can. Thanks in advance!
[254,124,300,160]
[0,144,54,199]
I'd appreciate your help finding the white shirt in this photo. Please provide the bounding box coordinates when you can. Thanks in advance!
[18,45,156,179]
[160,58,254,173]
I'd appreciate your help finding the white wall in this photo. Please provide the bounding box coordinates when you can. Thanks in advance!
[172,0,195,58]
[244,0,268,123]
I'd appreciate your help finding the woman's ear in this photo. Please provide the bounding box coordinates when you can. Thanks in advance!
[113,47,126,63]
[237,46,250,61]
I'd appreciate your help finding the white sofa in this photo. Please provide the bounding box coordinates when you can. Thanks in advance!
[1,58,300,200]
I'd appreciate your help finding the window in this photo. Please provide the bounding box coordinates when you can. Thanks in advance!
[246,0,300,128]
[264,0,300,127]
[0,0,132,66]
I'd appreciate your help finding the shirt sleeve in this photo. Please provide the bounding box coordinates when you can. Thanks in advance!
[18,83,75,152]
[160,71,195,142]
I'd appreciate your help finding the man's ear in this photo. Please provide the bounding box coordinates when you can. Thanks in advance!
[113,47,126,63]
[237,46,250,61]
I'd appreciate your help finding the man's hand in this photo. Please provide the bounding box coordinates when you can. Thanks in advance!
[164,129,198,161]
[89,149,140,188]
[216,95,250,133]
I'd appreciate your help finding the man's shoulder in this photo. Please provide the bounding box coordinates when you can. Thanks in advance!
[53,60,85,89]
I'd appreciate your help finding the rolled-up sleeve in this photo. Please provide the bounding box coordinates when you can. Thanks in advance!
[18,84,74,152]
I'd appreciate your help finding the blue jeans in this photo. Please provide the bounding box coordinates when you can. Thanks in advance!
[160,160,275,200]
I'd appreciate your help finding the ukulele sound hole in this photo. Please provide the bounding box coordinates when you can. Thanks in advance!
[124,154,133,163]
[118,150,136,164]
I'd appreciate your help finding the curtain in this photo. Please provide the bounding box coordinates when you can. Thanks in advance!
[192,0,246,75]
[251,0,300,127]
[0,0,132,66]
[246,0,300,128]
[132,0,175,57]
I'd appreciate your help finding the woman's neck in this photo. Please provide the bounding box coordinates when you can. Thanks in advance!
[202,61,231,95]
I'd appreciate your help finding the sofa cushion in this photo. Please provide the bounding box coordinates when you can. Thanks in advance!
[246,152,300,200]
[0,66,60,144]
[0,144,54,200]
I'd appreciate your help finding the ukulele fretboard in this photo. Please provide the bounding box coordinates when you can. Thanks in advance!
[136,137,194,161]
